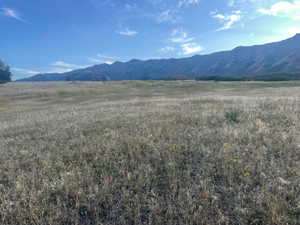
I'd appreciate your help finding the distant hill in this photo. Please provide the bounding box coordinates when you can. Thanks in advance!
[18,34,300,82]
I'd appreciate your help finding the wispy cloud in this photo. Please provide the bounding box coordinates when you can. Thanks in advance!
[181,42,203,55]
[169,28,203,55]
[211,10,242,31]
[124,3,138,12]
[11,67,74,80]
[228,0,236,7]
[12,59,99,80]
[1,7,27,23]
[156,9,179,23]
[178,0,200,8]
[88,53,119,65]
[50,61,89,70]
[89,0,115,8]
[91,0,200,26]
[97,53,118,60]
[154,0,199,23]
[257,26,300,44]
[159,46,176,53]
[117,28,138,36]
[228,0,260,7]
[88,57,115,64]
[12,60,91,79]
[258,0,300,20]
[11,68,39,79]
[170,28,194,43]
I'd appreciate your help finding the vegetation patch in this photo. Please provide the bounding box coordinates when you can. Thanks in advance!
[0,81,299,225]
[0,97,9,107]
[225,110,240,123]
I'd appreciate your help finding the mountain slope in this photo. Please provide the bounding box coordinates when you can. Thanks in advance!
[18,34,300,82]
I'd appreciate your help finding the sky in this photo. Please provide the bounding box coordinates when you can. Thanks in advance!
[1,0,300,79]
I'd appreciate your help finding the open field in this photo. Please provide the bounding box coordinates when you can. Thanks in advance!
[0,81,300,225]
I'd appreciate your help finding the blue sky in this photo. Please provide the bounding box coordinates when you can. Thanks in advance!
[1,0,300,79]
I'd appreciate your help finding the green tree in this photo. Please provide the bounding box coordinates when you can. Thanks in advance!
[0,60,12,83]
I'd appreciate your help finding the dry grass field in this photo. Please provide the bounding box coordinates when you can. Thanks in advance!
[0,81,300,225]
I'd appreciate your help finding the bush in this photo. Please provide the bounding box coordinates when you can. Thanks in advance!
[0,60,12,83]
[225,110,240,123]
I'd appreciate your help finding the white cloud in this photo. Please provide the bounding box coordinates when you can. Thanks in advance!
[211,10,242,31]
[156,9,179,23]
[44,68,75,73]
[117,28,138,36]
[97,53,118,60]
[11,68,39,77]
[88,57,114,64]
[228,0,260,7]
[124,3,137,12]
[1,7,27,23]
[159,46,175,53]
[170,28,194,43]
[181,42,203,55]
[258,0,300,20]
[11,67,73,80]
[168,28,203,55]
[50,61,88,70]
[258,26,300,44]
[284,27,300,37]
[178,0,200,8]
[12,61,93,80]
[228,0,236,7]
[228,0,244,7]
[155,0,199,23]
[88,53,119,64]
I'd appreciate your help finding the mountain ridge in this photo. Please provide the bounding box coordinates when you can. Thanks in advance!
[18,34,300,82]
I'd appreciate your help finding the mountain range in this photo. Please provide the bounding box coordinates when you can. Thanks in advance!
[18,34,300,82]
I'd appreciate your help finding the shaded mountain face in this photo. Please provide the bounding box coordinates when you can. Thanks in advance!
[18,34,300,82]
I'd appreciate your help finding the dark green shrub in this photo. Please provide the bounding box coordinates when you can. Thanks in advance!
[225,110,240,123]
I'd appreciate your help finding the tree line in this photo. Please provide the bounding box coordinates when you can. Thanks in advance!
[0,60,12,83]
[195,72,300,82]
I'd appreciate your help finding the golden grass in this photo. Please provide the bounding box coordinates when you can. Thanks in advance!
[0,81,300,225]
[0,97,9,107]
